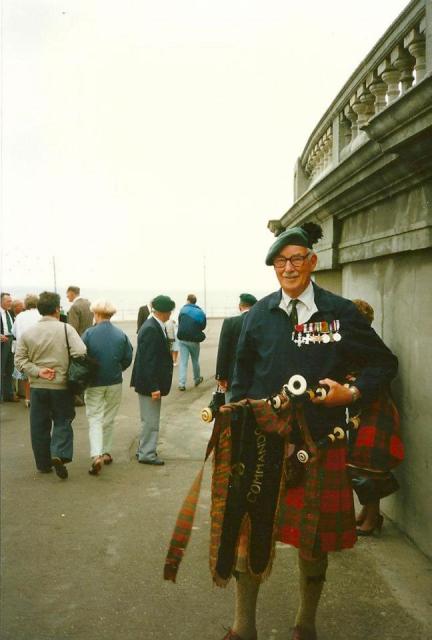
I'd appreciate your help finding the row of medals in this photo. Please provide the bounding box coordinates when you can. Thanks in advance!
[292,320,341,347]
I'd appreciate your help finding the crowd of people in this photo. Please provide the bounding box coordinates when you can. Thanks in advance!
[2,220,402,640]
[1,287,209,475]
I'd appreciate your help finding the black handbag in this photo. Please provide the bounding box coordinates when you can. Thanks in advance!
[64,325,98,393]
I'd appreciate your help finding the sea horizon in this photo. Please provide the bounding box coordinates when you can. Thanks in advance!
[4,285,272,320]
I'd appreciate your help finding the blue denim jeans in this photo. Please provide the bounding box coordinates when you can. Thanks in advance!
[178,341,201,387]
[29,388,75,471]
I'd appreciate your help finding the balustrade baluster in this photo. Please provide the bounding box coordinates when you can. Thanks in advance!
[339,112,352,148]
[344,103,358,141]
[404,26,426,83]
[378,59,401,103]
[391,44,416,94]
[367,70,387,114]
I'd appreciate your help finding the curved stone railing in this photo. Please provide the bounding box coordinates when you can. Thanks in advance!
[295,0,429,198]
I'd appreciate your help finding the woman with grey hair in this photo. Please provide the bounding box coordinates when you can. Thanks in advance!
[81,300,133,475]
[12,294,41,407]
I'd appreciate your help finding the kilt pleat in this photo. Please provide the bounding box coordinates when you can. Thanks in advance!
[277,442,356,558]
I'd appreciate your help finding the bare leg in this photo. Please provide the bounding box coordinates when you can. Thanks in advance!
[357,500,380,532]
[356,504,367,525]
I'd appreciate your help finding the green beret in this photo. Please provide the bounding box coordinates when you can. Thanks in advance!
[239,293,257,306]
[152,295,175,312]
[265,222,323,265]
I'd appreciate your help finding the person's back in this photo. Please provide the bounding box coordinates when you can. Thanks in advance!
[16,317,85,389]
[14,291,87,479]
[176,294,206,390]
[13,307,41,341]
[137,303,151,333]
[177,298,206,343]
[82,321,133,387]
[66,286,94,336]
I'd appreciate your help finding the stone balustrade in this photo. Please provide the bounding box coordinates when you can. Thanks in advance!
[297,0,429,194]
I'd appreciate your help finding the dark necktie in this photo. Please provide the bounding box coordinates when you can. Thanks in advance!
[6,312,13,333]
[289,299,299,326]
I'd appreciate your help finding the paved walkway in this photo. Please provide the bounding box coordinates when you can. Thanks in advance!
[1,320,431,639]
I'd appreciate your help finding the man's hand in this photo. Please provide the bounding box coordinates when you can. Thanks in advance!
[1,334,8,343]
[151,390,161,400]
[39,368,56,380]
[311,378,356,407]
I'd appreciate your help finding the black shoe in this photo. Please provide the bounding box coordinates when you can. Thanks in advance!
[52,457,68,479]
[138,458,165,466]
[194,377,204,387]
[37,467,53,474]
[178,385,186,391]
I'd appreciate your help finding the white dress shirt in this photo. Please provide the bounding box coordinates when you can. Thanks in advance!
[279,281,318,325]
[12,308,42,341]
[1,308,14,336]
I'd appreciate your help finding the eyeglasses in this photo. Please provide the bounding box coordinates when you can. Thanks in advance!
[273,252,311,269]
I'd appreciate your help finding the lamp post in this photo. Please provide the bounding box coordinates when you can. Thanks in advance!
[203,254,207,312]
[52,256,57,293]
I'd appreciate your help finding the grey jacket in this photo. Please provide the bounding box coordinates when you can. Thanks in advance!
[15,317,86,389]
[68,298,94,336]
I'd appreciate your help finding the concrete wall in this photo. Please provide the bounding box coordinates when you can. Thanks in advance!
[342,248,432,558]
[313,269,342,295]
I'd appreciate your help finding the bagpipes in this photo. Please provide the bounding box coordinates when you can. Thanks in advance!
[164,374,361,585]
[200,385,226,422]
[201,374,361,464]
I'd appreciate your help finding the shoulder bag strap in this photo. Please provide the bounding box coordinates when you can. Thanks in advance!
[64,323,71,363]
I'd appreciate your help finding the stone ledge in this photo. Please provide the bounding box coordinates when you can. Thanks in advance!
[338,226,432,264]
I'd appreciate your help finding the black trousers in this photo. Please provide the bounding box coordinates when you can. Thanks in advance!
[1,336,15,400]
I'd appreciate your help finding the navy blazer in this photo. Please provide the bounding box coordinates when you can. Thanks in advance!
[231,283,398,440]
[215,313,248,387]
[131,316,173,396]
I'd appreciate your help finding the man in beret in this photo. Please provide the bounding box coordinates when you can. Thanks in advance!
[215,293,257,401]
[221,223,398,640]
[131,295,176,466]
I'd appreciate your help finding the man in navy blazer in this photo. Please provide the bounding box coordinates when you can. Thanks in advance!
[222,223,398,640]
[215,293,257,401]
[131,295,175,466]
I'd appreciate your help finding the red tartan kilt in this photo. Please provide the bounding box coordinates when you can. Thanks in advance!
[277,442,356,557]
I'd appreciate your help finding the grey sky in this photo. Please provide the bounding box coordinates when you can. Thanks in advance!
[1,0,408,297]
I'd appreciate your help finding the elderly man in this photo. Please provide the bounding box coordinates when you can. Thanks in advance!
[215,293,257,401]
[220,223,398,640]
[81,299,133,475]
[131,295,176,466]
[1,292,19,402]
[12,294,41,407]
[66,285,93,406]
[66,286,93,336]
[15,291,86,479]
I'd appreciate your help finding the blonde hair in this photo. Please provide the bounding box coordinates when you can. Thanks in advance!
[90,299,117,317]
